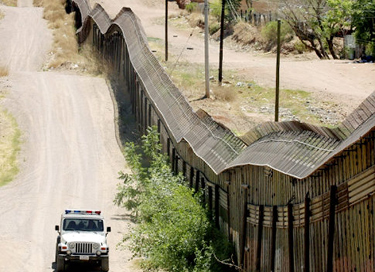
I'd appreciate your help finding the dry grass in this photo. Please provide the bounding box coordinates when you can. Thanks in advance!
[0,66,9,77]
[34,0,109,76]
[0,107,21,187]
[33,0,80,69]
[0,0,17,7]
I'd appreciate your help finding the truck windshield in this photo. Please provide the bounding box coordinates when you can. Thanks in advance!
[63,218,104,232]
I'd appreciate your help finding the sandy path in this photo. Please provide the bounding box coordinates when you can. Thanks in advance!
[0,1,136,271]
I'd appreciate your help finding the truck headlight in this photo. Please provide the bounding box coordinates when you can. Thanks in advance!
[93,243,99,250]
[68,242,75,249]
[96,251,101,256]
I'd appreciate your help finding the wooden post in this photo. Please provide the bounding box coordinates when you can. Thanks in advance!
[327,185,337,272]
[288,203,295,272]
[218,0,226,84]
[271,206,278,272]
[256,205,264,272]
[204,0,210,98]
[165,0,168,61]
[275,19,281,122]
[304,194,310,272]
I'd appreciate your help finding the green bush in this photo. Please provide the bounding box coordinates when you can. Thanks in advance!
[115,126,237,272]
[209,21,221,35]
[186,2,198,13]
[261,20,293,50]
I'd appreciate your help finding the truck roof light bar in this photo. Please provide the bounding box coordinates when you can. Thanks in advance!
[65,210,101,215]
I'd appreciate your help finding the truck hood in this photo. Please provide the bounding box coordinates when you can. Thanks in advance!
[62,232,106,244]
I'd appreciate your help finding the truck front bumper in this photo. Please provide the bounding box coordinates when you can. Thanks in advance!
[58,254,108,262]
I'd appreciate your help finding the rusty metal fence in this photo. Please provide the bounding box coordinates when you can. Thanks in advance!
[69,1,375,271]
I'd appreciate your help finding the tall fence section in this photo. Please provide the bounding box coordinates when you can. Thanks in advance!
[69,1,375,271]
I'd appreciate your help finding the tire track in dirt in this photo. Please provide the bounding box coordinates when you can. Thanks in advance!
[0,1,137,271]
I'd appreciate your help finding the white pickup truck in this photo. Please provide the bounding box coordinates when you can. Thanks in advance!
[55,209,111,271]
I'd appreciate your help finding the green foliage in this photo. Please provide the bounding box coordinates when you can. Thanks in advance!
[186,2,198,13]
[115,126,236,271]
[352,0,375,56]
[261,20,293,50]
[210,0,225,20]
[209,21,221,35]
[210,0,241,23]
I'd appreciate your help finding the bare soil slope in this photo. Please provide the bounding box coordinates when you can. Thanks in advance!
[0,1,137,271]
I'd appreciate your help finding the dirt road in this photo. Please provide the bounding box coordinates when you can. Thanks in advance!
[0,1,136,271]
[92,0,374,114]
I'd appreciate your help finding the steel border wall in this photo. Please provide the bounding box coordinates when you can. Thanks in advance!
[69,1,375,271]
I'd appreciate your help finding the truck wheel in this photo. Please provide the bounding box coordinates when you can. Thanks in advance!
[101,258,109,272]
[55,237,60,263]
[56,256,65,272]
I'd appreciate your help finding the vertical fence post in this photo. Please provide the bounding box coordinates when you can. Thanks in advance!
[201,177,206,202]
[288,203,294,272]
[174,155,179,174]
[327,185,337,272]
[271,206,278,272]
[189,167,194,188]
[208,186,213,218]
[183,161,187,178]
[157,119,161,146]
[256,205,264,272]
[172,148,176,174]
[225,180,231,239]
[215,184,220,228]
[195,170,200,193]
[304,194,310,272]
[241,184,249,268]
[148,103,152,129]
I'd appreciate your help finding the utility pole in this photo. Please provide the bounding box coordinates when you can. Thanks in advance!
[204,0,210,98]
[275,20,281,122]
[165,0,168,61]
[218,0,226,84]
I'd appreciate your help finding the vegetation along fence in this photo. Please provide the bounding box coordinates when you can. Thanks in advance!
[68,0,375,271]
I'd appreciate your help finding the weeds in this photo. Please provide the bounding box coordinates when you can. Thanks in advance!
[33,0,79,69]
[0,0,17,7]
[0,108,21,187]
[0,66,9,77]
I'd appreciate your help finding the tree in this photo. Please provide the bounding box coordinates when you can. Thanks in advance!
[281,0,330,59]
[323,0,354,59]
[281,0,354,59]
[114,126,236,272]
[352,0,375,56]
